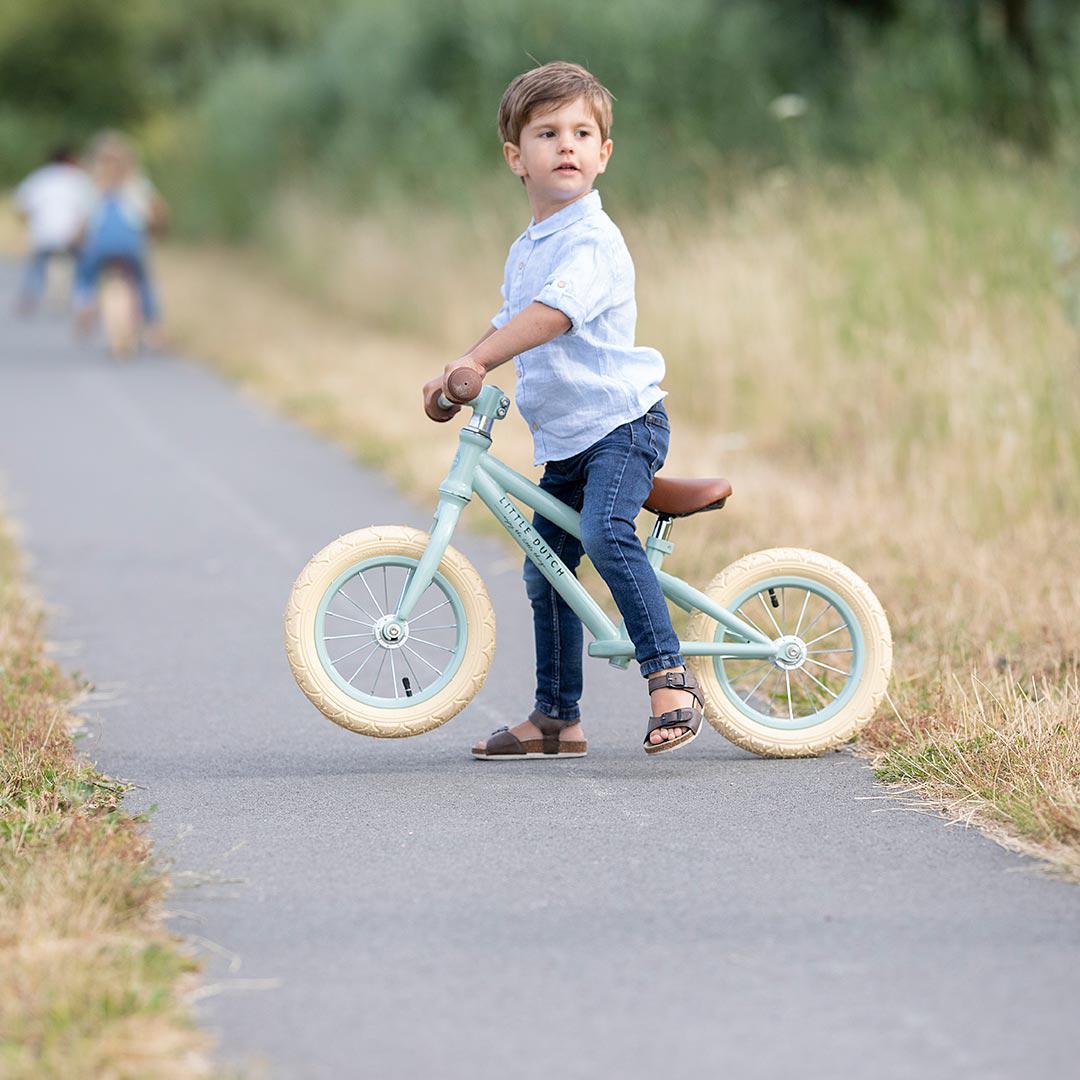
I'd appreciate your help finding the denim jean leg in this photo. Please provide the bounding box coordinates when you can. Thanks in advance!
[132,255,162,323]
[579,412,684,678]
[522,465,586,721]
[20,251,49,305]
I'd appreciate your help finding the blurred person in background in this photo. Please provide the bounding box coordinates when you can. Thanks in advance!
[74,131,168,347]
[12,146,96,315]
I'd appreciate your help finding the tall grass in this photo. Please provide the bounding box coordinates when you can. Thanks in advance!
[158,152,1080,875]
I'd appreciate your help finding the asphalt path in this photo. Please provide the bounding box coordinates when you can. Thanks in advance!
[2,265,1078,1080]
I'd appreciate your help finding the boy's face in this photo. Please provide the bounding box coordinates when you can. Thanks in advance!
[503,97,613,221]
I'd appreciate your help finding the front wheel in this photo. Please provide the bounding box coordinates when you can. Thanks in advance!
[284,526,496,737]
[685,548,892,757]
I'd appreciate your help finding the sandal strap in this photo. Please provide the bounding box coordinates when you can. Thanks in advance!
[530,710,576,755]
[645,708,702,738]
[647,669,703,706]
[483,726,525,756]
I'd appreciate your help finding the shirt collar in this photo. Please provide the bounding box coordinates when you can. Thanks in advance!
[526,189,602,240]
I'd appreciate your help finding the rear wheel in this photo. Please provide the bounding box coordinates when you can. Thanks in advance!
[100,269,139,358]
[685,548,892,757]
[284,526,496,737]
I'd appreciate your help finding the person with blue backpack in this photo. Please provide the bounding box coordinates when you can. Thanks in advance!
[74,132,168,346]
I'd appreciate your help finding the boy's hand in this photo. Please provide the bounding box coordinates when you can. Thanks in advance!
[442,356,486,402]
[423,375,460,422]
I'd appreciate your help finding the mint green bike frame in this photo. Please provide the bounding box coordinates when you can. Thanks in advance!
[393,386,777,667]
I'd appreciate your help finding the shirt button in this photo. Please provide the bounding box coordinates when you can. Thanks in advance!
[556,280,566,288]
[531,422,539,432]
[518,262,524,269]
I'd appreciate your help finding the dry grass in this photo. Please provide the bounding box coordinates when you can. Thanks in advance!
[20,160,1077,879]
[0,519,217,1077]
[866,663,1080,878]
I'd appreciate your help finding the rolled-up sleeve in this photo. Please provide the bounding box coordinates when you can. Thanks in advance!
[491,281,510,329]
[534,235,612,334]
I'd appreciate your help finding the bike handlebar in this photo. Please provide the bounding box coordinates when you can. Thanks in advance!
[437,366,484,410]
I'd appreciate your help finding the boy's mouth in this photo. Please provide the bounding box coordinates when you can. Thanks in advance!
[555,163,580,173]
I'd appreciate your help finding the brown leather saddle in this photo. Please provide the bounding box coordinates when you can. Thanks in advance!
[644,475,732,518]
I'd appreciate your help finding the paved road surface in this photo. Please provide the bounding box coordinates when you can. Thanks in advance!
[2,269,1078,1079]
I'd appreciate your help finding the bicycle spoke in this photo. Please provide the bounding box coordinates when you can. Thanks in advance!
[785,670,793,721]
[792,667,826,708]
[346,642,381,685]
[735,606,768,639]
[793,589,811,636]
[357,570,386,618]
[409,623,456,631]
[799,664,839,700]
[409,636,453,652]
[369,647,390,694]
[389,649,399,699]
[805,624,847,648]
[727,659,772,683]
[402,642,442,675]
[808,647,853,655]
[331,639,378,665]
[336,588,379,623]
[400,648,424,692]
[324,611,373,627]
[323,632,374,640]
[740,664,775,704]
[805,656,850,677]
[382,565,390,616]
[409,599,451,623]
[799,600,835,640]
[781,587,787,634]
[758,591,784,637]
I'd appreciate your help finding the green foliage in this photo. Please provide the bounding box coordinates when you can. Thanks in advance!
[0,0,335,181]
[3,0,1080,232]
[0,0,146,176]
[164,0,1080,235]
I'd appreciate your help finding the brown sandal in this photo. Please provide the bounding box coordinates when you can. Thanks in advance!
[644,670,704,755]
[472,710,587,760]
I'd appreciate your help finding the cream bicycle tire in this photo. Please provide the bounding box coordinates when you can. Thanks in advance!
[284,526,496,738]
[685,547,892,758]
[100,273,139,358]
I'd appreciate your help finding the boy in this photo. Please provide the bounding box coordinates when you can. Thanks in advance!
[12,146,95,314]
[422,62,703,758]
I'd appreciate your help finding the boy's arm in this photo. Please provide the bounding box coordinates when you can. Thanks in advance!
[464,324,498,353]
[423,304,570,421]
[444,301,570,383]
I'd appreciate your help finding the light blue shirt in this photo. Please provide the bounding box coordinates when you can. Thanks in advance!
[491,190,666,465]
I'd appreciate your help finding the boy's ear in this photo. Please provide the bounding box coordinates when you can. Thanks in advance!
[597,138,614,175]
[503,141,525,177]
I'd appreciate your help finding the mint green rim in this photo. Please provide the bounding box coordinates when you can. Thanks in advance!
[314,556,468,709]
[714,575,865,731]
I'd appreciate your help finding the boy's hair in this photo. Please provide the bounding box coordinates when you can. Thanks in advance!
[497,61,614,145]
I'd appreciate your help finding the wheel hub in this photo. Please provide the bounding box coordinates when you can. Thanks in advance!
[374,615,409,649]
[772,635,807,670]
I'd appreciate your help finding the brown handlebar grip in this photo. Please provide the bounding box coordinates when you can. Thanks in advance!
[445,367,483,404]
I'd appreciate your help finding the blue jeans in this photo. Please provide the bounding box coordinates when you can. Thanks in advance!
[523,401,684,721]
[74,247,161,324]
[19,247,76,306]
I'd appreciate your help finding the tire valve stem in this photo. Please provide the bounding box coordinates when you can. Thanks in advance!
[768,587,780,609]
[402,677,413,698]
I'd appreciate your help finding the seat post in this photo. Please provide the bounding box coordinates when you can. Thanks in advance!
[651,515,674,544]
[645,514,675,570]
